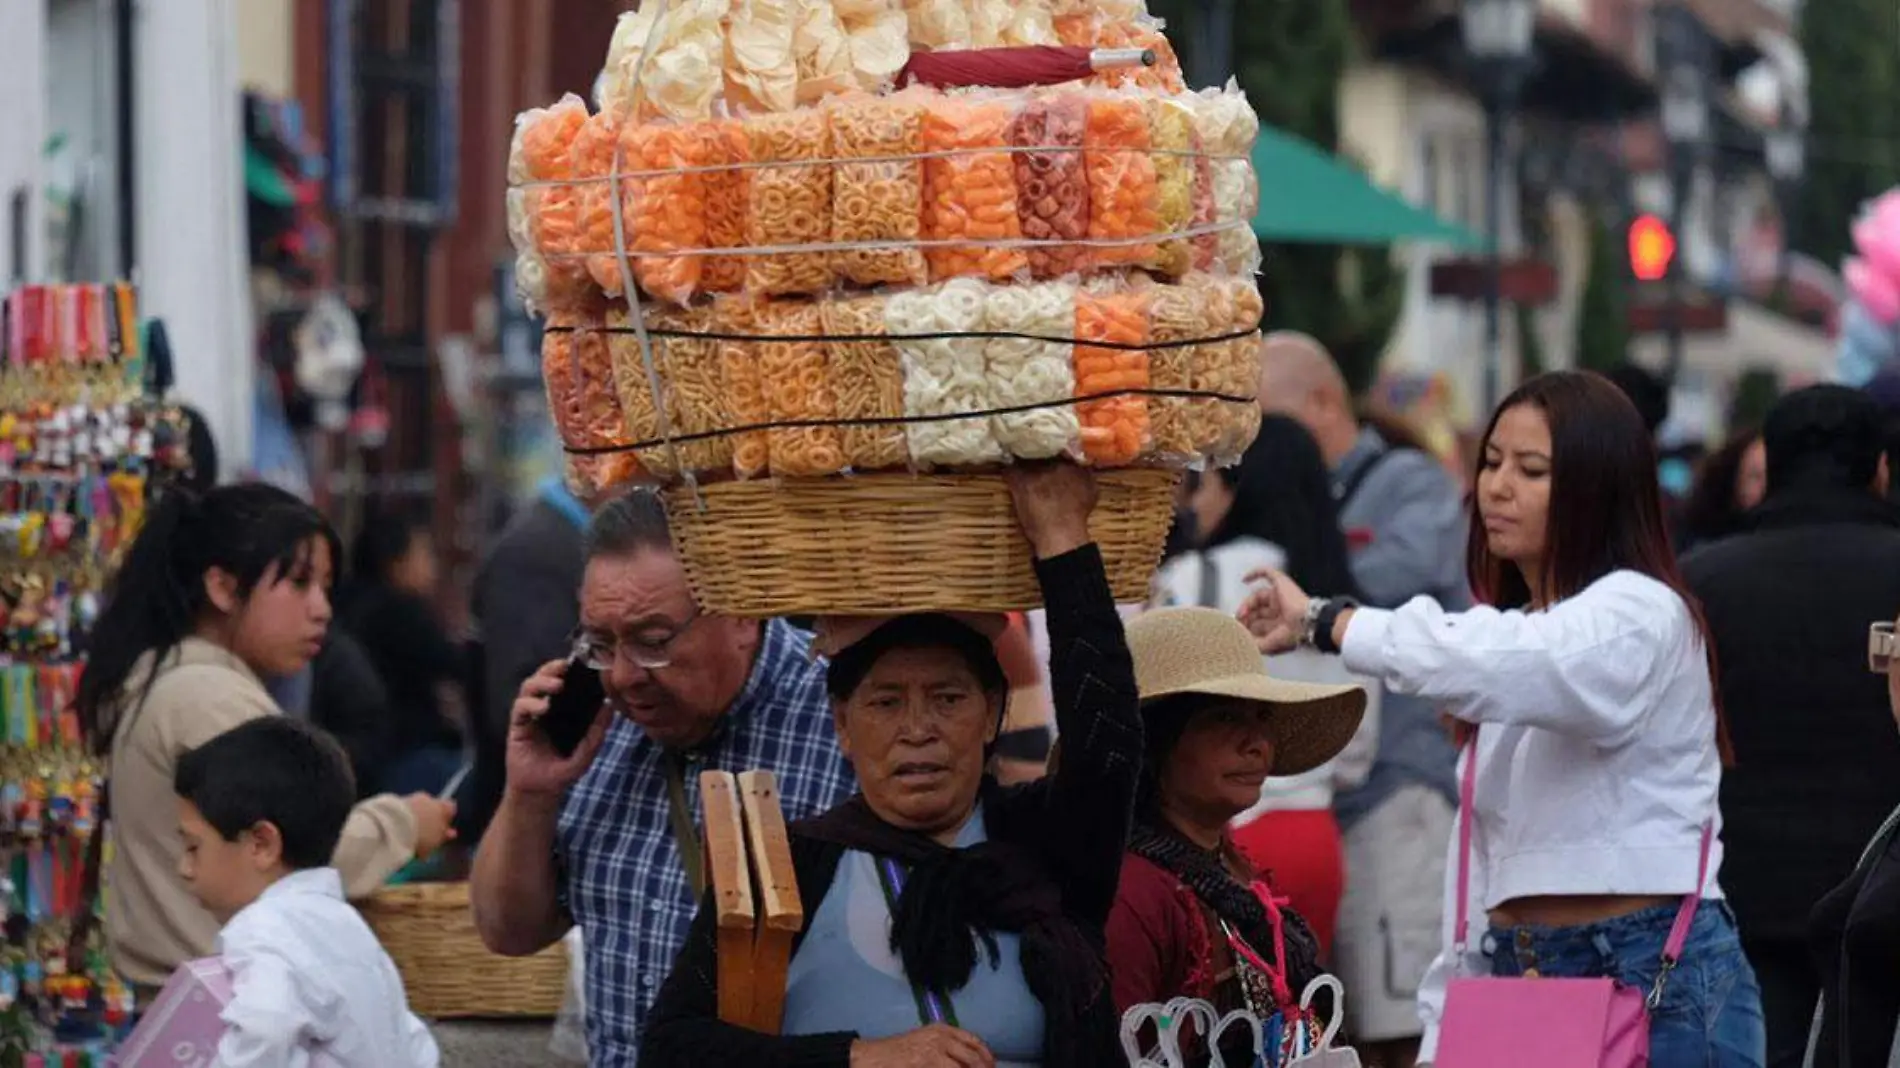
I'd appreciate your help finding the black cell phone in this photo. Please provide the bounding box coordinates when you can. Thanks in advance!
[539,655,606,757]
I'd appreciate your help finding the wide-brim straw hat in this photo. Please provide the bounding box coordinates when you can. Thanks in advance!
[1126,606,1367,776]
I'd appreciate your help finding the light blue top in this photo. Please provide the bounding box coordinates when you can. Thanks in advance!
[780,805,1045,1066]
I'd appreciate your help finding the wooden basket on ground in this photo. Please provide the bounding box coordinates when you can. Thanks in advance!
[359,881,568,1019]
[662,468,1180,617]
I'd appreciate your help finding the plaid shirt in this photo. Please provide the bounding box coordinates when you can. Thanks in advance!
[554,619,854,1067]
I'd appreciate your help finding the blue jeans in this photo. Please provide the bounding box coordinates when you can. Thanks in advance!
[1484,901,1766,1068]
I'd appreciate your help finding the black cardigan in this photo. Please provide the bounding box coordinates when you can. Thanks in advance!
[640,545,1143,1067]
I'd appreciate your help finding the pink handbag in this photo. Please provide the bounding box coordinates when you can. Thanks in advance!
[1433,738,1712,1068]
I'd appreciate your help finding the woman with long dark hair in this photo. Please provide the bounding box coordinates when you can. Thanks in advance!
[1239,371,1764,1066]
[1679,429,1766,551]
[75,484,456,1000]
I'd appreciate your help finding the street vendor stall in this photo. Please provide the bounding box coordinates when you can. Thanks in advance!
[0,283,192,1065]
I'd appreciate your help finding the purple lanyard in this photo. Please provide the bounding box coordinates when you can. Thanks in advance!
[875,856,963,1028]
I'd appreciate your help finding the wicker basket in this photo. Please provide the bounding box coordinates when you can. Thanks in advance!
[359,882,568,1019]
[662,468,1180,616]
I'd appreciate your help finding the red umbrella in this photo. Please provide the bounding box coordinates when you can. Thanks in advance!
[898,45,1154,89]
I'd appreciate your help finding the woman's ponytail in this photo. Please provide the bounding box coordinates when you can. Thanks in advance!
[75,487,201,753]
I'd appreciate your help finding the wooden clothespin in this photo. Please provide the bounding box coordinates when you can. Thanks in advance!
[701,769,806,1034]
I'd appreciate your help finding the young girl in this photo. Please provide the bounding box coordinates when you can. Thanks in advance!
[75,483,456,1002]
[1241,372,1765,1067]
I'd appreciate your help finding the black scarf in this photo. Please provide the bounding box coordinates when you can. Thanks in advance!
[1128,819,1325,1008]
[794,785,1116,1068]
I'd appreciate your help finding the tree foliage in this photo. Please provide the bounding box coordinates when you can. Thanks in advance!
[1153,0,1406,396]
[1793,0,1900,268]
[1575,208,1631,373]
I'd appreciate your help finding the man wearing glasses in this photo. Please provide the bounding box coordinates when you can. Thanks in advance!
[1683,385,1900,1068]
[470,490,854,1067]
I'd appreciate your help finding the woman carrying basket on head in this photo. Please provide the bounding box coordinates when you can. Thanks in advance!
[73,484,457,1002]
[642,461,1142,1068]
[1238,372,1764,1067]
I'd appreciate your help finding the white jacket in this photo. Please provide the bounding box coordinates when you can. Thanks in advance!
[213,868,438,1068]
[1153,538,1381,813]
[1339,570,1726,1065]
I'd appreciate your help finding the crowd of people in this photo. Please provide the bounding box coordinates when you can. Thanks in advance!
[68,338,1900,1068]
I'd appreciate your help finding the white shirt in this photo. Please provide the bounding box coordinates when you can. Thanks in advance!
[1339,570,1725,1064]
[214,868,439,1068]
[1152,538,1381,812]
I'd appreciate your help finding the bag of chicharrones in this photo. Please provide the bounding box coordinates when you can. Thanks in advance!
[983,279,1082,462]
[1195,274,1265,466]
[826,91,929,289]
[1143,277,1221,466]
[920,90,1031,284]
[744,108,837,297]
[888,277,1007,469]
[1009,92,1094,281]
[507,95,593,315]
[1191,81,1262,278]
[543,301,648,496]
[1082,89,1163,272]
[616,119,713,307]
[643,302,738,477]
[1071,274,1154,468]
[755,298,849,479]
[822,293,912,473]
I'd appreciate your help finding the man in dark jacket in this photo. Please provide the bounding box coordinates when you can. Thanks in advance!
[460,478,594,842]
[1683,384,1900,1068]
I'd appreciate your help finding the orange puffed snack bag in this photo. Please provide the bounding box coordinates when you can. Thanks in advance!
[620,122,709,306]
[1072,283,1152,466]
[1010,95,1092,280]
[571,110,629,297]
[922,95,1028,282]
[543,300,646,493]
[1084,95,1160,269]
[700,120,752,293]
[511,96,593,312]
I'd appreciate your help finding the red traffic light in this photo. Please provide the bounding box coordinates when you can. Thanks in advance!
[1628,214,1676,282]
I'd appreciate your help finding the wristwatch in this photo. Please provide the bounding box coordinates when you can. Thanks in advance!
[1313,597,1360,655]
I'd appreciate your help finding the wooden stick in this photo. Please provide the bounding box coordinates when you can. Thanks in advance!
[700,770,757,1027]
[738,770,805,1034]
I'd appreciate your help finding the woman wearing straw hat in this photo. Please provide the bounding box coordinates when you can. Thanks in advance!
[1107,605,1367,1061]
[643,462,1141,1068]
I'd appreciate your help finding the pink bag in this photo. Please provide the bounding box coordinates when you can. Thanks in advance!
[1433,739,1712,1068]
[114,957,343,1067]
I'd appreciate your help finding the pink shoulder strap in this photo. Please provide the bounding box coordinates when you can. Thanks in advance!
[1451,732,1712,965]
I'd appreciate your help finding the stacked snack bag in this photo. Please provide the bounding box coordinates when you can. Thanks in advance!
[505,0,1264,496]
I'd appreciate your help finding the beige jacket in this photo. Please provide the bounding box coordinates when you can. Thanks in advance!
[105,637,418,989]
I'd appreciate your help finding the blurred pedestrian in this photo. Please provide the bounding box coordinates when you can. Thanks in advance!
[462,477,595,844]
[1684,385,1900,1068]
[339,507,467,797]
[1678,429,1766,552]
[1243,370,1763,1067]
[1260,333,1464,1067]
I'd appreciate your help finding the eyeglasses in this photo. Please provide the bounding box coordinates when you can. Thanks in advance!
[571,606,702,671]
[1871,622,1896,674]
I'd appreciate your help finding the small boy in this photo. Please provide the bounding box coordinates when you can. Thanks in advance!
[174,717,439,1068]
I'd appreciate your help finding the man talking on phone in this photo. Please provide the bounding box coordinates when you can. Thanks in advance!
[470,491,854,1067]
